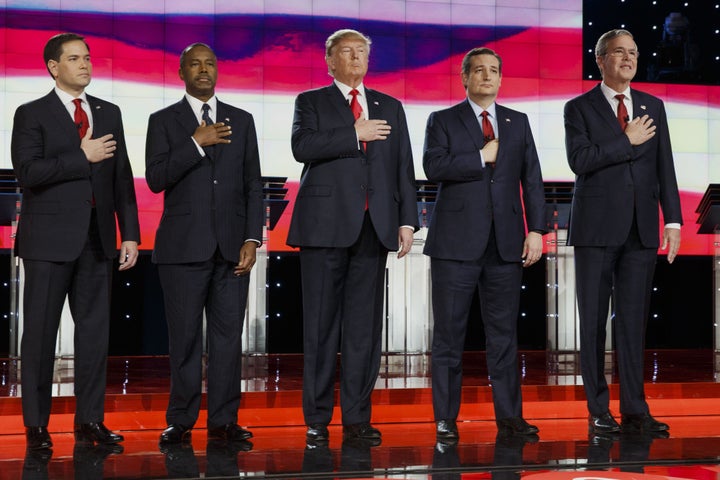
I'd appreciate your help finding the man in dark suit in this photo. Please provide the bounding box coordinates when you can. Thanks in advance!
[424,47,546,444]
[287,29,418,446]
[11,32,140,450]
[564,29,682,435]
[146,43,263,445]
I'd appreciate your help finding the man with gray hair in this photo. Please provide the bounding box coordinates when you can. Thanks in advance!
[287,28,418,446]
[564,29,682,435]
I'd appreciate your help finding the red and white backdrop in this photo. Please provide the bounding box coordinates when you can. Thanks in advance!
[1,0,717,253]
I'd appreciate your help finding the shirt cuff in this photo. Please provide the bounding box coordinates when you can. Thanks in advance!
[665,223,681,230]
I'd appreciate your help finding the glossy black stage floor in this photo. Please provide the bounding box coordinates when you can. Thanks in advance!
[0,350,719,479]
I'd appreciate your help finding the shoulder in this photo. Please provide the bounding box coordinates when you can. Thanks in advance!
[630,88,663,105]
[495,103,527,119]
[149,99,184,119]
[218,100,253,120]
[86,94,120,112]
[366,88,402,105]
[16,91,56,113]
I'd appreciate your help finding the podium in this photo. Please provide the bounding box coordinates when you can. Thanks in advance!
[544,181,612,359]
[695,184,720,367]
[383,181,437,356]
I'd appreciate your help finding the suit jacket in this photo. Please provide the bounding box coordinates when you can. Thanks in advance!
[11,90,140,261]
[145,97,263,264]
[423,100,546,262]
[564,84,683,247]
[286,84,418,250]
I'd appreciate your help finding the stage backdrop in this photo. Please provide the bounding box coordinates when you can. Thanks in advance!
[0,0,717,253]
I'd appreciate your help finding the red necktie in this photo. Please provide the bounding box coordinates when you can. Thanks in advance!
[480,111,494,142]
[615,94,628,130]
[349,89,367,152]
[73,98,89,138]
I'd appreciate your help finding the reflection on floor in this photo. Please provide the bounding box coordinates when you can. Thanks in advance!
[0,350,718,479]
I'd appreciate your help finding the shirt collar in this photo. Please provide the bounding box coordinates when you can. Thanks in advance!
[334,79,366,99]
[54,86,88,106]
[467,98,496,119]
[185,93,217,116]
[600,82,631,102]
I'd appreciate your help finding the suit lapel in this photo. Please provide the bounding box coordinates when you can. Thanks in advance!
[588,84,621,131]
[457,100,485,151]
[326,85,356,126]
[45,91,80,141]
[85,94,104,137]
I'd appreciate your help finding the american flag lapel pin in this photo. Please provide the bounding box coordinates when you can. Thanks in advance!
[640,105,647,111]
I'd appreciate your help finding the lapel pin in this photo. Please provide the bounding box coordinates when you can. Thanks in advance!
[640,105,647,110]
[373,101,379,105]
[505,118,511,122]
[225,118,230,122]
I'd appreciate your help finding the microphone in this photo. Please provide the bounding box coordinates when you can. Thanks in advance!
[624,116,629,123]
[76,121,83,131]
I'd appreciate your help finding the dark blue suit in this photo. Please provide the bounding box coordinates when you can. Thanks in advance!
[287,83,417,427]
[12,90,139,427]
[423,99,546,423]
[146,97,263,429]
[564,84,682,416]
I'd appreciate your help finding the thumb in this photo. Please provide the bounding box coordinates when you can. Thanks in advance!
[83,125,93,140]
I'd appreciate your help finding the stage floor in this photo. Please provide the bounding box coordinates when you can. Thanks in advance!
[0,350,718,479]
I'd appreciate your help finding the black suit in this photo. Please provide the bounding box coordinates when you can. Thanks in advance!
[423,100,545,422]
[11,90,140,427]
[287,83,417,427]
[145,97,263,429]
[564,84,682,416]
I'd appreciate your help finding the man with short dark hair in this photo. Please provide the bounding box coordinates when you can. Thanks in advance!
[12,32,140,450]
[146,42,263,446]
[424,47,546,444]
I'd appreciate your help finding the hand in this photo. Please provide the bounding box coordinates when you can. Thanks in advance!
[355,118,391,142]
[118,241,138,271]
[481,139,499,165]
[81,127,116,163]
[397,227,414,259]
[521,231,543,267]
[624,114,656,146]
[234,241,258,276]
[661,227,681,263]
[193,121,232,147]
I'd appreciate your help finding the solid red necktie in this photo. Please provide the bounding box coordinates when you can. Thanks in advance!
[615,94,628,130]
[349,88,367,153]
[349,89,363,120]
[480,111,494,142]
[73,98,89,138]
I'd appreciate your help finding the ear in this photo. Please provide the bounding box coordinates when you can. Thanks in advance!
[178,67,184,82]
[47,60,58,78]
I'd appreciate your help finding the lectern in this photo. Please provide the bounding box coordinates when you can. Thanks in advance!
[695,184,720,369]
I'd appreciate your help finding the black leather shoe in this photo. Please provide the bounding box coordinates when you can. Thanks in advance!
[342,422,381,440]
[207,423,253,442]
[74,423,124,444]
[621,413,669,433]
[496,417,539,435]
[306,423,329,444]
[26,427,53,450]
[589,412,621,434]
[160,424,192,444]
[436,419,459,442]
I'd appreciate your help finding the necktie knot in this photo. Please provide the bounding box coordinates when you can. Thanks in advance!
[349,89,363,120]
[480,111,494,142]
[614,94,628,130]
[73,98,89,138]
[201,103,213,125]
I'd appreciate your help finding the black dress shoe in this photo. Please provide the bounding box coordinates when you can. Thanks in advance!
[621,413,669,433]
[589,412,621,434]
[436,419,459,442]
[74,422,124,444]
[207,423,253,442]
[26,427,53,450]
[306,423,329,444]
[160,424,192,444]
[496,417,539,435]
[342,422,381,440]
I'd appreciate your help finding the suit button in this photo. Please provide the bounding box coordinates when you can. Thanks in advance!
[213,180,218,185]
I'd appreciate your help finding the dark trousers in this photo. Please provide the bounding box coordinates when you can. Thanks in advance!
[431,228,523,422]
[300,212,388,426]
[21,213,112,427]
[575,220,657,416]
[158,249,250,429]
